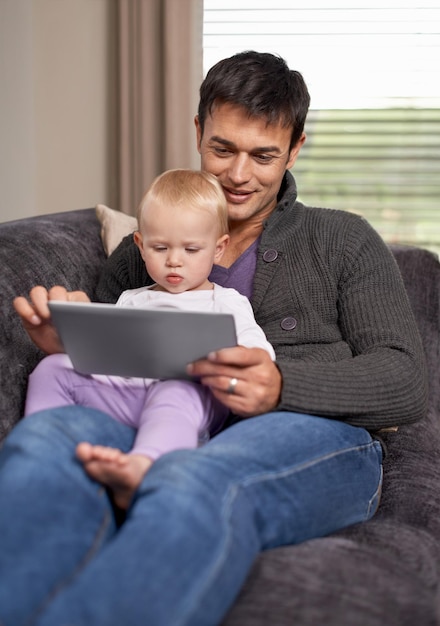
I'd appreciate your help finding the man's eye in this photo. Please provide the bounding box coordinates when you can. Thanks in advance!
[254,154,273,163]
[213,147,232,156]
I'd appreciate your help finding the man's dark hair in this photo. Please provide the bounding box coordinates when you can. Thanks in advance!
[198,51,311,150]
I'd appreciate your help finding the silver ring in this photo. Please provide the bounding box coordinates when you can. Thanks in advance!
[226,377,238,394]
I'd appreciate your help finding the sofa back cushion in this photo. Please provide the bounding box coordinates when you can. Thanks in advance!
[0,209,106,439]
[0,211,439,442]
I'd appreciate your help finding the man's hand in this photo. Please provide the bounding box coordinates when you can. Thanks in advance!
[187,346,282,417]
[13,285,91,355]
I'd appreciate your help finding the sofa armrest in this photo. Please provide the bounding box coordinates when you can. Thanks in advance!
[389,244,440,405]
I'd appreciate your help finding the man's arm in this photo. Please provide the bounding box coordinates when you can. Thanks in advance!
[273,221,428,430]
[189,217,428,430]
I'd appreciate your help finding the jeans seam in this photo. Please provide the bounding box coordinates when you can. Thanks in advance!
[180,481,241,626]
[241,439,380,488]
[26,488,113,626]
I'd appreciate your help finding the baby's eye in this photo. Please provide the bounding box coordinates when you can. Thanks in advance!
[185,247,200,253]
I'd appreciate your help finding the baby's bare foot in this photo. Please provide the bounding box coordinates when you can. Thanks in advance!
[76,442,153,510]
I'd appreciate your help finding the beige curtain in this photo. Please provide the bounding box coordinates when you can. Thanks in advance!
[118,0,203,215]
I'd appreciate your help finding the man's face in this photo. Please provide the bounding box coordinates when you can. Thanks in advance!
[195,102,305,227]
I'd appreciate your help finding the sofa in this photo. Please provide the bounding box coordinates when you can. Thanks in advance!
[1,207,440,625]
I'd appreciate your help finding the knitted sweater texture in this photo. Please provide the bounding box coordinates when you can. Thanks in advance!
[95,173,427,430]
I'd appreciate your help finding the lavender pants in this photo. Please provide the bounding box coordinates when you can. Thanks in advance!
[25,354,229,460]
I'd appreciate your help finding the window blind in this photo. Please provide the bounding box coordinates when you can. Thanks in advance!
[203,1,440,252]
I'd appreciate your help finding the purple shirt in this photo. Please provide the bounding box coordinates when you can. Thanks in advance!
[209,237,260,300]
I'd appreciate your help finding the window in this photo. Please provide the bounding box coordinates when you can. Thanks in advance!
[203,1,440,252]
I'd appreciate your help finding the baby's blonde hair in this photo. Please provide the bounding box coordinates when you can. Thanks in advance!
[137,169,228,236]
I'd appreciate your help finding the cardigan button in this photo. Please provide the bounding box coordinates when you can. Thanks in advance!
[263,249,278,262]
[280,317,297,331]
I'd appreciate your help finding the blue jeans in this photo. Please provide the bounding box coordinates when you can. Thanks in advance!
[0,406,382,626]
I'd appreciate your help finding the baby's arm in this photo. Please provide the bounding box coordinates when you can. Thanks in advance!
[220,292,276,360]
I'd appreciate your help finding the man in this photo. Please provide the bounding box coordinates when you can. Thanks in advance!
[1,51,427,626]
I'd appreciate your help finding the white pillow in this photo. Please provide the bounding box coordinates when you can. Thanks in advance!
[95,204,138,256]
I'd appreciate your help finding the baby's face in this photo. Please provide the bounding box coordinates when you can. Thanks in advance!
[134,201,228,293]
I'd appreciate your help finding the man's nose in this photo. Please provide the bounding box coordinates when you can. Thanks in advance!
[228,153,252,184]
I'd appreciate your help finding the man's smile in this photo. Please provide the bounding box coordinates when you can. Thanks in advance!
[222,186,255,203]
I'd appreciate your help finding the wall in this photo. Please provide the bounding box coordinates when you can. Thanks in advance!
[0,0,118,222]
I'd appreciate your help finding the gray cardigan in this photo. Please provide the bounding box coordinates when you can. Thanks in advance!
[95,172,427,431]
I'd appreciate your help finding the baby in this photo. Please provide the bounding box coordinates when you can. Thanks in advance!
[24,169,275,509]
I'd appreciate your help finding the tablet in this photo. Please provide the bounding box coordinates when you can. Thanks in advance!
[48,301,237,379]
